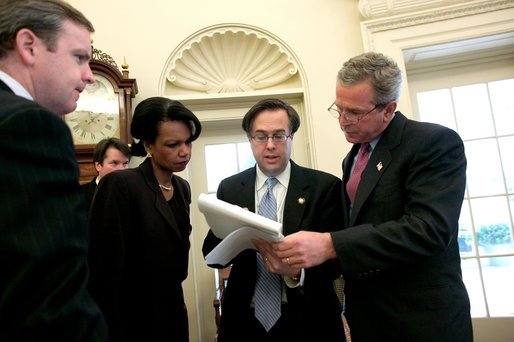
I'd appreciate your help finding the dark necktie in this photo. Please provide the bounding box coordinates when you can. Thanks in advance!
[346,143,370,205]
[255,177,281,332]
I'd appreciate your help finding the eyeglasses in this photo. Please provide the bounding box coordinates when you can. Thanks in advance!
[327,102,385,123]
[250,133,291,144]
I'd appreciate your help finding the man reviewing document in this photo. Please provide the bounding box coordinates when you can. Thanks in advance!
[272,52,472,341]
[202,98,346,342]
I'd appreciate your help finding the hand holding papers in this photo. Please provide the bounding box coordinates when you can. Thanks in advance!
[198,193,283,265]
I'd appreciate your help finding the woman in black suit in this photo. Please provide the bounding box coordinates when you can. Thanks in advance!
[88,97,202,342]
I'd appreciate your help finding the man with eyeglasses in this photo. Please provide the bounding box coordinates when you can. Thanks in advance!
[273,52,473,341]
[203,98,346,341]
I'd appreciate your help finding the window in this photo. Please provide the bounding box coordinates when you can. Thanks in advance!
[204,142,255,193]
[416,78,514,317]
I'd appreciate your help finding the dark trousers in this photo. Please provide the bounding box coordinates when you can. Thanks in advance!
[218,305,303,342]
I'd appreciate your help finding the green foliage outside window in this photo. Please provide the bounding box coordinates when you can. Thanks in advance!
[477,224,512,246]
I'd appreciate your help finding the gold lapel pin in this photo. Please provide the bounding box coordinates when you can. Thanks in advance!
[376,162,383,171]
[298,197,305,205]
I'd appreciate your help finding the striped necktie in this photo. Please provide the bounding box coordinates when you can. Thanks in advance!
[255,177,281,332]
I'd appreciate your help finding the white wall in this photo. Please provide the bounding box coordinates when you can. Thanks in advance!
[68,0,364,176]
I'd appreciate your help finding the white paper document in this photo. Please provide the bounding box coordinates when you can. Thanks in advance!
[198,193,283,265]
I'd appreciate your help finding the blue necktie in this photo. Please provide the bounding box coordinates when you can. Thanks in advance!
[255,177,281,332]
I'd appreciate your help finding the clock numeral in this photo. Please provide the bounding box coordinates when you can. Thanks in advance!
[105,124,113,130]
[90,133,96,140]
[107,117,114,121]
[73,125,80,132]
[80,131,87,138]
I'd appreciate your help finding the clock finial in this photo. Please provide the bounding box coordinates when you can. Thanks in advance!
[122,57,130,79]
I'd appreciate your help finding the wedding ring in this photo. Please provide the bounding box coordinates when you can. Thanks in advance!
[286,257,290,265]
[265,257,269,262]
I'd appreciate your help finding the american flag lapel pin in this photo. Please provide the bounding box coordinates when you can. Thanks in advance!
[376,162,383,171]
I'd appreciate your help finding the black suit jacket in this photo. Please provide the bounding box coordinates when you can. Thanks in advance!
[332,112,473,341]
[88,157,191,342]
[81,177,97,213]
[0,80,108,341]
[202,160,345,341]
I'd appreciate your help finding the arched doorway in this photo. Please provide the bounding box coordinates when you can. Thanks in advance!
[159,23,313,341]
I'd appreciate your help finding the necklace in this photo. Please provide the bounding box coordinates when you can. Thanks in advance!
[159,184,172,191]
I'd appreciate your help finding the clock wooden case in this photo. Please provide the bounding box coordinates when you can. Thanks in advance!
[65,47,138,183]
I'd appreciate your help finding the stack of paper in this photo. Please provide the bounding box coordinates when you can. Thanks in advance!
[198,193,283,265]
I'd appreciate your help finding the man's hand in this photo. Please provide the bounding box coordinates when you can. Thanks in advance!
[253,239,301,278]
[272,231,337,269]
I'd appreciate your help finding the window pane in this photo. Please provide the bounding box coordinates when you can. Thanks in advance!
[465,139,504,196]
[499,136,514,193]
[461,258,487,317]
[453,84,495,139]
[416,89,456,130]
[489,78,514,135]
[236,142,255,171]
[205,142,255,193]
[205,144,238,193]
[480,257,514,317]
[470,196,514,255]
[416,78,514,319]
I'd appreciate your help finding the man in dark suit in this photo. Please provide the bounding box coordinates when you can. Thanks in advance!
[0,1,107,340]
[273,52,473,341]
[202,98,346,341]
[82,137,130,212]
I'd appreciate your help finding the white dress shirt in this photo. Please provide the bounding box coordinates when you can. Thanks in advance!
[254,162,305,289]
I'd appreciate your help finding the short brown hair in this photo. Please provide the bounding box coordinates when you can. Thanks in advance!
[242,98,300,136]
[93,138,130,165]
[0,0,94,59]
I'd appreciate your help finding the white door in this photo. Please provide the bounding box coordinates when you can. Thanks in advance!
[182,119,247,342]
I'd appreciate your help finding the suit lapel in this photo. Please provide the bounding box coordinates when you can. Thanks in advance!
[343,144,361,183]
[349,112,405,225]
[235,168,257,213]
[349,148,392,224]
[282,161,309,236]
[140,158,184,240]
[0,80,12,92]
[238,163,309,236]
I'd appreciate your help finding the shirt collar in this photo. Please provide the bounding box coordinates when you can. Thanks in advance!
[255,160,291,191]
[368,136,380,152]
[0,70,33,100]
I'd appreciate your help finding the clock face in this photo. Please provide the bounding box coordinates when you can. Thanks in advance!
[66,110,120,144]
[65,74,120,145]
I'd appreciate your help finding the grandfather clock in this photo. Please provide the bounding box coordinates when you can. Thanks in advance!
[64,47,138,183]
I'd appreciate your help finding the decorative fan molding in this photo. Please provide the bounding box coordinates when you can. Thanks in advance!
[163,24,299,94]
